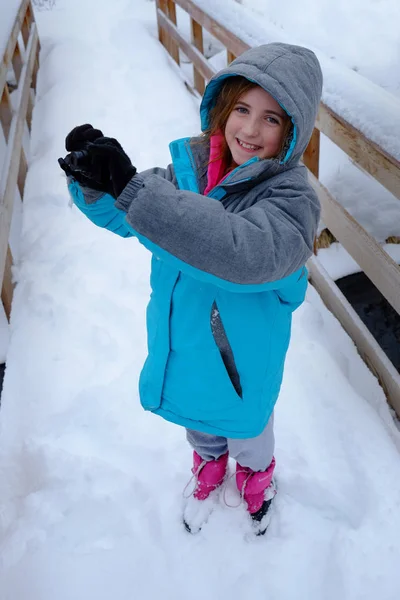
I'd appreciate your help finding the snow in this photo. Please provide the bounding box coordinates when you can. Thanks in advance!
[0,0,21,60]
[1,0,400,599]
[238,0,400,98]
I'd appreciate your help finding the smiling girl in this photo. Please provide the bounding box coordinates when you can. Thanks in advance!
[212,80,291,167]
[60,42,323,536]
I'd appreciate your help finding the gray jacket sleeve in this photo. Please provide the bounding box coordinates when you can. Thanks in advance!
[115,164,177,212]
[117,168,320,287]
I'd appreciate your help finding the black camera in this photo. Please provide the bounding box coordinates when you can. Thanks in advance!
[68,149,90,169]
[58,142,105,188]
[59,143,91,173]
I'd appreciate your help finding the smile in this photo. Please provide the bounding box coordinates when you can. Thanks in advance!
[236,138,262,151]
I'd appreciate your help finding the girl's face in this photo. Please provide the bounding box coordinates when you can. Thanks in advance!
[224,86,288,166]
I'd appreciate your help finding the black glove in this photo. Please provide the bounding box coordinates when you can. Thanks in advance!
[59,124,109,192]
[59,124,136,198]
[86,137,137,198]
[65,123,104,151]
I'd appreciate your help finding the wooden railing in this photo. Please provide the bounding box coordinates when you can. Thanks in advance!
[155,0,400,413]
[0,0,40,319]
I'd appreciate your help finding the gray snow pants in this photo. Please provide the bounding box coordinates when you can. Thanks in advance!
[186,413,274,472]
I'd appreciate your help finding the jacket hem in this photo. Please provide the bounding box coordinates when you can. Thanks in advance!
[148,405,271,439]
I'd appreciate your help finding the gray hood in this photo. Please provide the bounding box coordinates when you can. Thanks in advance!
[200,43,323,165]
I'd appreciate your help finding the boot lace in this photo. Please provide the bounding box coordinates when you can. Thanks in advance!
[182,459,207,499]
[222,469,251,508]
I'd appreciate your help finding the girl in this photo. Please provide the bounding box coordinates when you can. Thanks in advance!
[59,42,323,535]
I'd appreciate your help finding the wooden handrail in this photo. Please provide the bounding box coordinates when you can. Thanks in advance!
[308,171,400,315]
[0,0,40,319]
[316,104,400,200]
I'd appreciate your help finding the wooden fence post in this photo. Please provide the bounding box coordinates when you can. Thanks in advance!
[0,87,13,140]
[167,0,180,64]
[156,0,167,49]
[191,18,205,94]
[303,128,320,178]
[1,249,14,321]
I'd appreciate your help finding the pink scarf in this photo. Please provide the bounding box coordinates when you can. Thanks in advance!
[203,132,232,196]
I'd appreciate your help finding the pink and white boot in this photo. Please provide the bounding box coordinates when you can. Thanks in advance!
[236,457,277,535]
[183,451,229,533]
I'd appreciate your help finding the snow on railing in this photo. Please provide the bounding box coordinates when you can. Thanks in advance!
[0,0,40,320]
[155,0,400,414]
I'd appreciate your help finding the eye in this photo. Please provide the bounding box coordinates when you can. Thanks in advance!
[235,106,248,114]
[265,116,280,125]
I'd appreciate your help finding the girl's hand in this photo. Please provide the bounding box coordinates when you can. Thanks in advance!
[65,123,104,151]
[59,125,137,198]
[59,123,110,192]
[86,137,137,198]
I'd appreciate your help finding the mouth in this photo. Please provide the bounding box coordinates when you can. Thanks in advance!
[236,138,262,152]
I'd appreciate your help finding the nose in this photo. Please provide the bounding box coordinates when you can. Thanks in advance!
[242,115,259,138]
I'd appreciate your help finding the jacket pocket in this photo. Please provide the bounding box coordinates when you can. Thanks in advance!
[210,301,243,398]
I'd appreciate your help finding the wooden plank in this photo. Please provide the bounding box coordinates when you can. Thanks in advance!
[308,171,400,315]
[159,0,174,59]
[167,0,180,64]
[1,247,14,320]
[25,3,41,90]
[29,2,42,57]
[0,0,30,95]
[303,127,320,178]
[157,10,215,82]
[316,104,400,200]
[307,255,400,415]
[21,14,30,48]
[190,18,205,94]
[31,52,39,91]
[17,147,28,197]
[0,24,39,288]
[174,0,249,58]
[26,1,33,24]
[26,89,34,129]
[0,86,13,141]
[28,87,35,126]
[155,0,167,47]
[11,41,24,84]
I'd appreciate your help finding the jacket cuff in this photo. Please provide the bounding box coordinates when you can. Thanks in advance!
[115,175,145,212]
[66,176,106,205]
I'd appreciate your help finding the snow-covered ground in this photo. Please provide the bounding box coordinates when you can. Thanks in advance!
[1,0,400,599]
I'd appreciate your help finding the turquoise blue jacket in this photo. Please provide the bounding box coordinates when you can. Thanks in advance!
[67,43,322,438]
